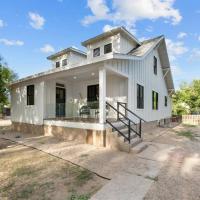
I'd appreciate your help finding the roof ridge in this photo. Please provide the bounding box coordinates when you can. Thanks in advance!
[47,47,86,60]
[141,35,164,43]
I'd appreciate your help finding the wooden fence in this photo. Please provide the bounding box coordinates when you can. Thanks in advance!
[182,115,200,125]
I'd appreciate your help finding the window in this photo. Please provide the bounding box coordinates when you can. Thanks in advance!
[165,96,168,107]
[137,84,144,109]
[152,91,158,110]
[56,83,65,88]
[104,43,112,54]
[93,47,100,57]
[87,84,99,102]
[62,59,67,66]
[27,85,34,105]
[153,56,157,75]
[56,61,60,68]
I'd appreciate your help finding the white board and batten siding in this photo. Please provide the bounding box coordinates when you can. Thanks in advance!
[51,52,86,69]
[11,80,45,125]
[107,48,172,122]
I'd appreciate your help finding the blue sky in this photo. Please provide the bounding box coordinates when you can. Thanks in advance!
[0,0,200,89]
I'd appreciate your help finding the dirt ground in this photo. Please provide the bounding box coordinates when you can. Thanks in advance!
[143,124,200,200]
[0,139,107,200]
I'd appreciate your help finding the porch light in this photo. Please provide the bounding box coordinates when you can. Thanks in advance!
[91,72,95,76]
[73,76,77,79]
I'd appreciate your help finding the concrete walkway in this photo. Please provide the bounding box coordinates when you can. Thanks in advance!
[91,142,175,200]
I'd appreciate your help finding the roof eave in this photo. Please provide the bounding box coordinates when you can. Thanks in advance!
[47,47,86,60]
[81,26,141,47]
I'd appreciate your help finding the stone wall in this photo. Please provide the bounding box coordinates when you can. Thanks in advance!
[12,122,44,135]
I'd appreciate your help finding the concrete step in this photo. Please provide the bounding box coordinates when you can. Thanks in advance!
[125,137,142,148]
[116,128,138,141]
[131,142,148,154]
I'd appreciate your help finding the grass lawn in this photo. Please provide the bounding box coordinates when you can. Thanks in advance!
[0,139,106,200]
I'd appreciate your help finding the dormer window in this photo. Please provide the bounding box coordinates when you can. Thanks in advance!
[93,47,100,57]
[153,56,157,75]
[104,43,112,54]
[62,59,67,66]
[56,61,60,68]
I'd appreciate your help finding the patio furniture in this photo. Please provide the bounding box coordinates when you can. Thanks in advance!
[79,105,90,117]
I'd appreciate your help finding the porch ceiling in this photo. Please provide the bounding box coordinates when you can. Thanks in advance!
[48,66,124,83]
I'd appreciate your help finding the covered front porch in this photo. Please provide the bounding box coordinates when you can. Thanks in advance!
[43,63,128,130]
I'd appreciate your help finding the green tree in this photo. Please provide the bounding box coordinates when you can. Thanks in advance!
[0,56,17,113]
[172,80,200,115]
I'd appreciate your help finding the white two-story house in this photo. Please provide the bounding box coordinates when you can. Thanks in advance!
[11,27,174,152]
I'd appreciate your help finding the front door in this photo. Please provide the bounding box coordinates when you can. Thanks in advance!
[56,87,66,117]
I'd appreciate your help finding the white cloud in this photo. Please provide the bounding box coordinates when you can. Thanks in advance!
[0,19,5,28]
[198,36,200,41]
[166,39,188,61]
[146,26,153,32]
[28,12,45,29]
[103,24,118,32]
[190,48,200,60]
[0,38,24,46]
[177,32,187,39]
[82,0,110,25]
[82,0,182,31]
[40,44,55,53]
[171,65,182,76]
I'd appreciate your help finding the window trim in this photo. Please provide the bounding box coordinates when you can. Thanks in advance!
[137,84,144,109]
[27,85,35,106]
[93,47,100,57]
[153,56,157,75]
[56,61,60,68]
[62,59,67,66]
[152,90,159,110]
[104,43,112,54]
[165,96,168,107]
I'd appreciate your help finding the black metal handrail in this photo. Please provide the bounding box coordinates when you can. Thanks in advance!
[106,102,136,126]
[106,102,142,143]
[106,120,130,142]
[117,102,145,138]
[117,102,146,122]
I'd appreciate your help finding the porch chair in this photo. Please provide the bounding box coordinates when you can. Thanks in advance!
[79,105,90,117]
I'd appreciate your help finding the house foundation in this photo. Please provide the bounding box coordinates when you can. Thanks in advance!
[11,121,132,152]
[12,122,44,135]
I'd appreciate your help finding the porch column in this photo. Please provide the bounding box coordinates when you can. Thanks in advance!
[99,68,106,124]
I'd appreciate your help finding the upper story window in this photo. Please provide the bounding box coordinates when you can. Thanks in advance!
[62,59,67,66]
[153,56,157,75]
[165,96,168,107]
[137,84,144,109]
[152,91,158,110]
[56,61,60,68]
[27,85,34,105]
[104,43,112,54]
[93,47,100,57]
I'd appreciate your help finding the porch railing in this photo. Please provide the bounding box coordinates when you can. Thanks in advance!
[46,101,100,119]
[106,101,146,143]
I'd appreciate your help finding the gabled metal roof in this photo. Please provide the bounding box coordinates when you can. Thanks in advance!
[82,26,141,47]
[47,47,86,60]
[128,36,164,57]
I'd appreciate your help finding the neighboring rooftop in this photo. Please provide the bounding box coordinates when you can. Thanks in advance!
[47,47,86,60]
[82,26,141,47]
[128,36,164,57]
